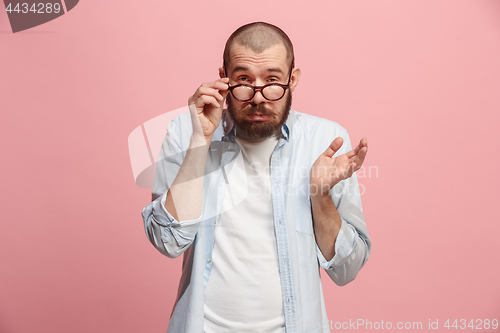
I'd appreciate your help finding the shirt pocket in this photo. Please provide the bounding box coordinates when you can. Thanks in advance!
[293,183,314,236]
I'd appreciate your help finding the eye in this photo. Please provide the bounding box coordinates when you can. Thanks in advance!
[268,77,279,83]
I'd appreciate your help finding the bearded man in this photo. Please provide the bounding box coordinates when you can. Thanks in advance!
[142,22,371,333]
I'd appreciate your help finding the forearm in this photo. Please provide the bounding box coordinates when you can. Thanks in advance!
[141,121,211,259]
[310,193,342,261]
[165,135,210,221]
[311,190,370,286]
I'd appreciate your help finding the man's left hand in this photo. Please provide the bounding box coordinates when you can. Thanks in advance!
[310,137,368,196]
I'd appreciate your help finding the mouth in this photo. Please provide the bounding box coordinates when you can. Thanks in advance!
[247,114,272,121]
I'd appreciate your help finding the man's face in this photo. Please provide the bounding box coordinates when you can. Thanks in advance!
[224,43,296,140]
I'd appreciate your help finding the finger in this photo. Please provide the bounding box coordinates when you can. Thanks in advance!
[348,162,357,176]
[194,95,220,111]
[345,149,356,158]
[201,78,230,91]
[217,78,230,105]
[220,89,229,99]
[348,146,367,168]
[354,145,367,160]
[190,80,229,102]
[342,162,356,179]
[197,86,225,102]
[355,146,368,166]
[345,137,368,158]
[219,89,229,108]
[323,137,344,158]
[359,145,368,158]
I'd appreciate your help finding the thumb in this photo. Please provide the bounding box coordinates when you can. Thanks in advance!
[219,89,229,107]
[219,79,230,108]
[323,137,344,158]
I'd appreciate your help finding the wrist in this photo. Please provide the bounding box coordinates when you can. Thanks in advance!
[309,179,336,199]
[310,191,332,204]
[190,134,211,148]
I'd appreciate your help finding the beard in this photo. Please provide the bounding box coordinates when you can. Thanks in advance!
[226,91,292,140]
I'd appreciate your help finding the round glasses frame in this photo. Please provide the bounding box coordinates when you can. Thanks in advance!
[227,83,290,102]
[224,63,294,102]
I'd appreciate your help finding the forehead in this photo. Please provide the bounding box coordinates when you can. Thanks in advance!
[227,43,288,74]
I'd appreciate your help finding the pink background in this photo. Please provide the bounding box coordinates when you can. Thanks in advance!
[1,0,500,332]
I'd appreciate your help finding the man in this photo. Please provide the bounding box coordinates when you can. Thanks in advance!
[142,22,371,333]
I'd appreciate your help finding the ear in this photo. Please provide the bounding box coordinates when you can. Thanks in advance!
[219,66,226,79]
[289,67,301,93]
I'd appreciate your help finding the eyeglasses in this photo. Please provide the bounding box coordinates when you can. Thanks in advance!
[224,64,293,102]
[228,82,290,102]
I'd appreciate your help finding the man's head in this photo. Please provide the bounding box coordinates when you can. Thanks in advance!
[220,22,301,140]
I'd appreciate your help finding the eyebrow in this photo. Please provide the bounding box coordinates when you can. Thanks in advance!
[232,66,285,75]
[266,68,285,74]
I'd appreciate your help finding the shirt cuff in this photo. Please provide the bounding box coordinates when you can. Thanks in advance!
[151,191,202,248]
[317,218,358,270]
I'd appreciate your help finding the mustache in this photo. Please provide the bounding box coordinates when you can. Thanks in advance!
[243,105,275,116]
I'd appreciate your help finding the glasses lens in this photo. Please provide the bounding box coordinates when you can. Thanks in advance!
[231,84,286,101]
[232,86,254,101]
[262,85,285,101]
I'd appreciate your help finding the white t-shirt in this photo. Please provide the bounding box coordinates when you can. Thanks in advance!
[204,135,285,333]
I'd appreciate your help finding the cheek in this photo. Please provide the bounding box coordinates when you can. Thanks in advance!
[273,102,286,115]
[228,95,244,110]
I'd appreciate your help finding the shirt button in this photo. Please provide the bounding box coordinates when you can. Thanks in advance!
[207,257,211,263]
[214,219,217,224]
[228,145,234,151]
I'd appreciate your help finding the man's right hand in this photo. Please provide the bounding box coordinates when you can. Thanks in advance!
[188,78,230,143]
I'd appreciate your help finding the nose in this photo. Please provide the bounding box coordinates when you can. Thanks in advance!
[251,88,266,104]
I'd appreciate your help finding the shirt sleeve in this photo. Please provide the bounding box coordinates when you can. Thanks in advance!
[142,191,202,258]
[141,112,202,258]
[316,218,357,268]
[315,128,371,286]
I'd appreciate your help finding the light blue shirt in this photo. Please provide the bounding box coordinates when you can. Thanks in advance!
[141,109,371,333]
